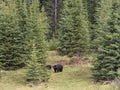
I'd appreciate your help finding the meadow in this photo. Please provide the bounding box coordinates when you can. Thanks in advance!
[0,51,114,90]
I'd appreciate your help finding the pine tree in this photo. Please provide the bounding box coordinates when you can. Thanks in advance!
[93,0,112,50]
[26,0,32,13]
[42,0,63,39]
[15,0,28,67]
[83,0,100,45]
[58,0,90,56]
[26,0,49,83]
[0,1,26,70]
[92,0,120,81]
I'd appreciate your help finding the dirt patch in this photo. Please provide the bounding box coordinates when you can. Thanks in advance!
[68,56,88,65]
[47,56,88,66]
[47,60,69,66]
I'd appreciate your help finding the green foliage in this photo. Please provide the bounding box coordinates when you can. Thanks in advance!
[26,43,49,83]
[92,0,120,81]
[43,0,63,39]
[83,0,99,25]
[83,0,100,49]
[58,0,90,56]
[92,0,112,50]
[26,0,49,83]
[48,38,59,50]
[25,0,32,13]
[0,3,26,70]
[15,0,29,67]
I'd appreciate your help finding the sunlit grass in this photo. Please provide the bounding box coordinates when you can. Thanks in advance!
[47,51,70,61]
[46,51,70,65]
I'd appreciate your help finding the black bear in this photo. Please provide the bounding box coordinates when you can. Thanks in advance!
[46,65,52,70]
[53,64,63,73]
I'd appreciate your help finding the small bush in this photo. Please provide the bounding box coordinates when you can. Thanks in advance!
[48,38,59,50]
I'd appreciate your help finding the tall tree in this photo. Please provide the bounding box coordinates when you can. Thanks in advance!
[15,0,28,67]
[92,0,120,81]
[43,0,63,39]
[25,0,32,13]
[58,0,90,56]
[0,1,26,70]
[26,0,63,39]
[83,0,99,26]
[26,0,49,83]
[83,0,101,50]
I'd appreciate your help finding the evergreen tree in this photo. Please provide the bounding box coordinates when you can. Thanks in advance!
[92,0,120,81]
[83,0,100,43]
[43,0,63,39]
[26,0,32,13]
[0,2,26,70]
[58,0,90,56]
[31,0,64,39]
[93,0,112,50]
[15,0,28,67]
[26,0,49,83]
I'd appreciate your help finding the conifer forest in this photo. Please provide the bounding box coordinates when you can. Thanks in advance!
[0,0,120,90]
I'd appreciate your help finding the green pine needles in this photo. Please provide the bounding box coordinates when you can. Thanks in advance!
[25,0,49,83]
[0,2,25,70]
[92,0,120,81]
[0,0,49,83]
[58,0,90,56]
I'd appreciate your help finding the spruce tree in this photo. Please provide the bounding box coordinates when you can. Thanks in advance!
[83,0,100,47]
[92,0,120,81]
[15,0,28,67]
[93,0,112,50]
[0,2,26,70]
[42,0,63,39]
[26,0,49,83]
[58,0,90,56]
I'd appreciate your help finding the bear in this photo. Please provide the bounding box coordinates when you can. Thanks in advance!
[53,64,63,73]
[46,65,52,70]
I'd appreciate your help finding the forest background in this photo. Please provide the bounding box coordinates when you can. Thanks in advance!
[0,0,120,90]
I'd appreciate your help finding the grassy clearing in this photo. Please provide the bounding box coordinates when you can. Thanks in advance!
[0,51,114,90]
[46,51,70,65]
[48,65,113,90]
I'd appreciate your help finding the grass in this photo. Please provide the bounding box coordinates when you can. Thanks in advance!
[46,51,70,61]
[0,51,114,90]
